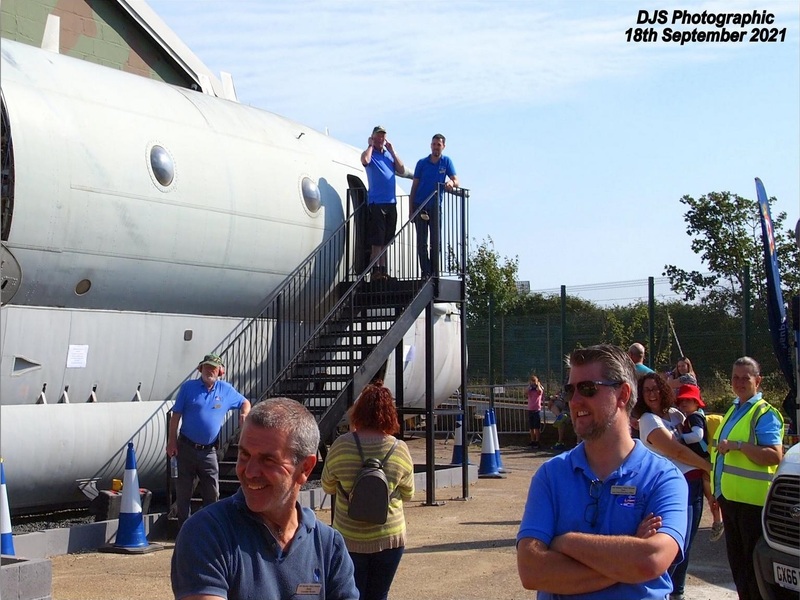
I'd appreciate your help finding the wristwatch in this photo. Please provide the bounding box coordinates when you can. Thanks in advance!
[737,441,743,451]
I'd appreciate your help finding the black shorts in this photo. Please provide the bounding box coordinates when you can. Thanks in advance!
[528,410,542,430]
[368,203,397,247]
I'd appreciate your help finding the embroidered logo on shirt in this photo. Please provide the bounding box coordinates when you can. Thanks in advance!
[616,495,637,508]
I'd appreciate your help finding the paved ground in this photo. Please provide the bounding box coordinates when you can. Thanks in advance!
[49,438,738,599]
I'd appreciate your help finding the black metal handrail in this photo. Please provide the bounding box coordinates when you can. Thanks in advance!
[215,194,362,401]
[215,185,469,433]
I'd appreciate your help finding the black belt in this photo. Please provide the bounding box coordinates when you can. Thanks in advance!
[179,434,217,451]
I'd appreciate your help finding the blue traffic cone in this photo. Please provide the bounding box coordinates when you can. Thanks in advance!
[100,442,162,554]
[478,410,504,478]
[450,414,469,465]
[489,409,508,473]
[1,459,14,555]
[116,442,148,548]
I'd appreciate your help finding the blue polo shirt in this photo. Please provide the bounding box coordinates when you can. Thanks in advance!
[365,149,397,205]
[174,378,246,445]
[413,155,456,209]
[172,490,358,600]
[517,440,688,600]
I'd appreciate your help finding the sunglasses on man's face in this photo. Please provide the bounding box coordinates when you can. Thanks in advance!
[563,380,622,401]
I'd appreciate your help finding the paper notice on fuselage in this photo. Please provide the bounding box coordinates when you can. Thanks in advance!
[66,344,89,368]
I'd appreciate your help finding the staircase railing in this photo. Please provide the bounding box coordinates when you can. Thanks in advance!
[215,192,364,402]
[217,185,469,437]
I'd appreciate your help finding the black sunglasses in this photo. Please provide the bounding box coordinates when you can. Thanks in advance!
[584,478,603,527]
[563,380,622,400]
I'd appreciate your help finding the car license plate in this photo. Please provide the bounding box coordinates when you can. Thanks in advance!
[773,562,800,592]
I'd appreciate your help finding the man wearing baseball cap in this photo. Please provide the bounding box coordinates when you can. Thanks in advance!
[361,125,405,281]
[166,353,250,528]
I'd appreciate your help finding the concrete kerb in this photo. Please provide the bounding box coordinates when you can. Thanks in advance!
[1,554,52,600]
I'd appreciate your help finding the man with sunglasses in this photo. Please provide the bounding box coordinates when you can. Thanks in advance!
[517,344,688,599]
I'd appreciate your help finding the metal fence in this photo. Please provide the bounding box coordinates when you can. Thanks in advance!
[405,383,559,438]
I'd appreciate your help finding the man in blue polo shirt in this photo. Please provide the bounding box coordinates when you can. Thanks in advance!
[409,134,459,278]
[172,398,358,600]
[517,344,688,600]
[167,353,250,528]
[361,125,405,281]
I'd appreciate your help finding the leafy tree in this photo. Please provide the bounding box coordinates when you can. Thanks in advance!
[465,236,520,324]
[664,191,799,315]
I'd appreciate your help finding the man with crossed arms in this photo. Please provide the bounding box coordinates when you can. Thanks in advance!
[517,344,688,599]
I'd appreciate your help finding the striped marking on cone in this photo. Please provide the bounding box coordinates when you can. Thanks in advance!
[478,410,503,478]
[100,442,163,554]
[1,460,15,556]
[489,409,508,473]
[450,414,468,465]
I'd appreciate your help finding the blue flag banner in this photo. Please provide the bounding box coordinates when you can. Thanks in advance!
[755,178,796,430]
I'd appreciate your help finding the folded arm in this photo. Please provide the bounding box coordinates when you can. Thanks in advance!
[552,530,680,584]
[517,537,616,594]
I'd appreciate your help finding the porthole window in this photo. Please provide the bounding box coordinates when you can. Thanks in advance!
[75,279,92,295]
[147,143,176,191]
[301,177,321,214]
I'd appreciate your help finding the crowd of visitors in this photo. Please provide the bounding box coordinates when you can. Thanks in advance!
[165,341,786,600]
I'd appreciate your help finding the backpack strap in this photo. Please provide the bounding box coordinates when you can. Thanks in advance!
[381,439,399,466]
[336,432,365,501]
[352,431,367,463]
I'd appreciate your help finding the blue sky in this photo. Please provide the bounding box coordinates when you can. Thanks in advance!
[148,0,799,299]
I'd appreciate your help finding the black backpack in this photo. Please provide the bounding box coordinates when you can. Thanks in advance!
[337,433,399,524]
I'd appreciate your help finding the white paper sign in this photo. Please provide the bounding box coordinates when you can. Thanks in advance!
[66,345,89,368]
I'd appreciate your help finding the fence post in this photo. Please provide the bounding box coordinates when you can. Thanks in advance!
[648,277,655,369]
[560,285,567,384]
[742,266,751,356]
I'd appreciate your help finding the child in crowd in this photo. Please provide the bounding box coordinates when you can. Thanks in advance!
[527,375,544,450]
[675,384,724,542]
[545,394,571,451]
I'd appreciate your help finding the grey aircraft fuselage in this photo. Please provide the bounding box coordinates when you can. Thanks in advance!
[0,39,462,512]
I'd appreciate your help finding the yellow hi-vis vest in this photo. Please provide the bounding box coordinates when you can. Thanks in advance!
[710,399,783,506]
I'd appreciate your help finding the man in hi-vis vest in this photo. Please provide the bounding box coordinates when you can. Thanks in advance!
[711,356,784,600]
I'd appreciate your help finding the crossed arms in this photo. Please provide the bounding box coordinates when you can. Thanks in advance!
[517,516,679,595]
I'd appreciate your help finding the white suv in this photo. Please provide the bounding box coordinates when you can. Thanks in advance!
[754,442,800,600]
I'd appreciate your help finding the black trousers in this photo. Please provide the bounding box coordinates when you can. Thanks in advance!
[718,495,764,600]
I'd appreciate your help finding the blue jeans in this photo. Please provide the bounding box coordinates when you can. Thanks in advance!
[350,546,404,600]
[669,476,704,596]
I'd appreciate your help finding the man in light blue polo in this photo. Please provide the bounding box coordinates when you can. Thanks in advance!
[361,126,405,281]
[517,344,688,600]
[409,134,458,277]
[167,353,250,528]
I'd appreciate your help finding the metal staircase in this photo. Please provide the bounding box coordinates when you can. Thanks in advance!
[192,186,468,501]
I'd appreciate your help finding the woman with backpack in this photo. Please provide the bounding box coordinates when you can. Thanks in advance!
[321,382,415,600]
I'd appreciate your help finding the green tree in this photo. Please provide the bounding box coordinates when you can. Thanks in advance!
[465,236,520,324]
[664,191,799,314]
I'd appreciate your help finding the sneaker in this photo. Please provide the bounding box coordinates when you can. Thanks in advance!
[710,521,724,542]
[552,442,565,451]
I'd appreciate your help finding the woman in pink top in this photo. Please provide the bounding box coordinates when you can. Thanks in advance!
[527,375,544,449]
